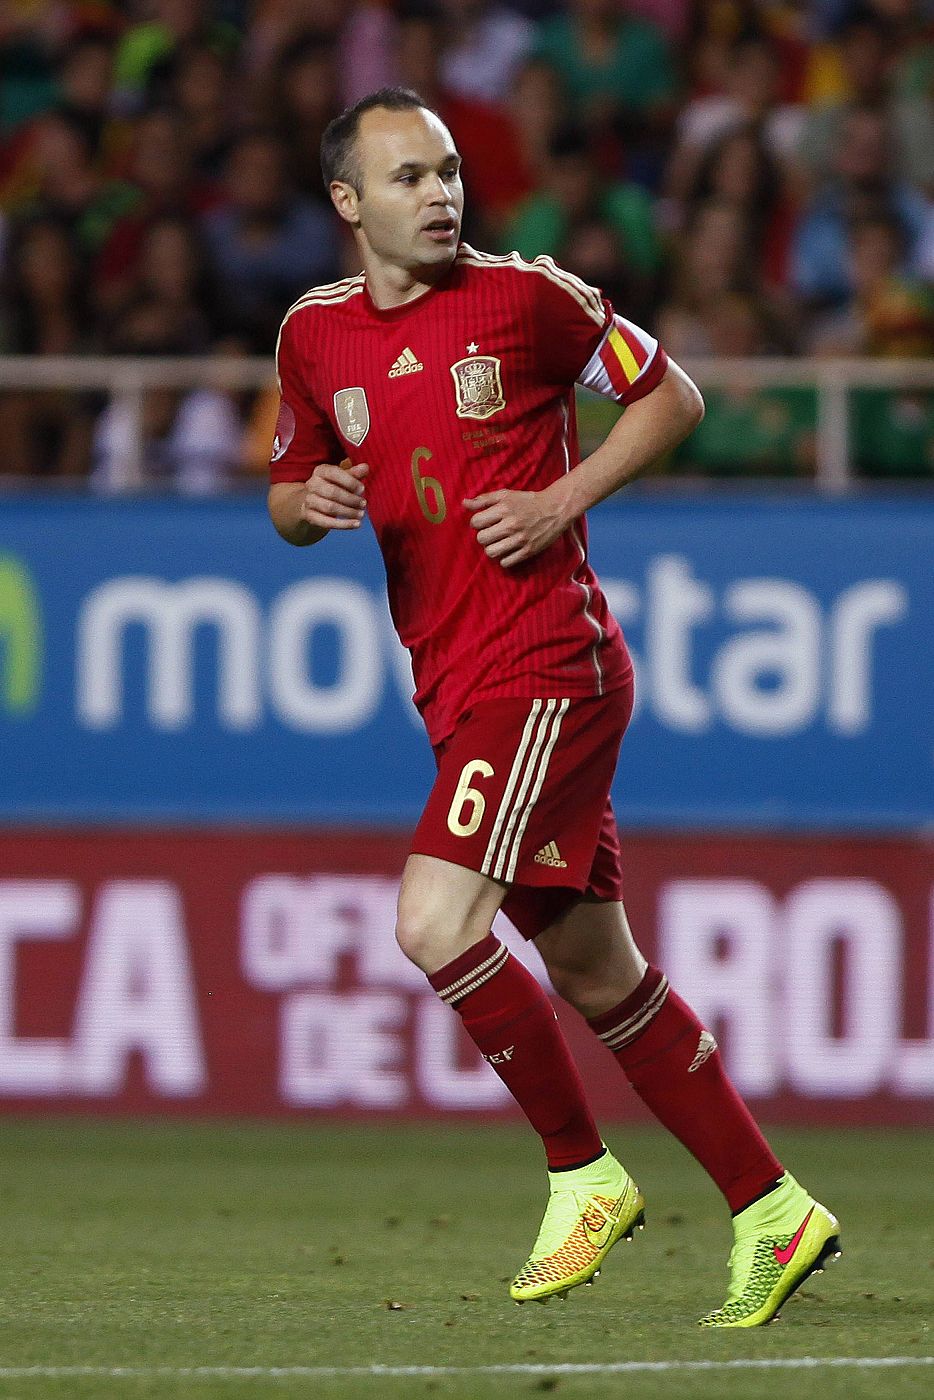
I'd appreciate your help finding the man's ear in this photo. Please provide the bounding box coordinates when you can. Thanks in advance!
[330,180,360,226]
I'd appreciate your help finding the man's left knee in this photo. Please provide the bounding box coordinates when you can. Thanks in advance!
[544,952,610,1010]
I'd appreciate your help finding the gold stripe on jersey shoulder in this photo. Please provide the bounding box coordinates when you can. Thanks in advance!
[457,247,604,327]
[532,253,605,322]
[281,273,364,313]
[274,278,365,387]
[458,245,603,315]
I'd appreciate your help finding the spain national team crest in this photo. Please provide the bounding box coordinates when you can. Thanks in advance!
[333,387,370,446]
[450,355,505,420]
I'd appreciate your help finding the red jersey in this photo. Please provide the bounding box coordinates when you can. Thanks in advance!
[270,244,667,744]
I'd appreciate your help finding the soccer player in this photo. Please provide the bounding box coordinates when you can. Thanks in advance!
[267,88,841,1326]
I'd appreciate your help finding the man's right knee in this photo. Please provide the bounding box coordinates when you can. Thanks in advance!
[395,898,442,972]
[395,884,483,975]
[396,854,506,976]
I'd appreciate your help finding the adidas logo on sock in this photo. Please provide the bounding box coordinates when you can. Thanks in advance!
[687,1030,717,1072]
[534,841,567,868]
[388,347,423,378]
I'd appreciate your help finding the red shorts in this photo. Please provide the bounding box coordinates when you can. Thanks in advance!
[410,684,633,940]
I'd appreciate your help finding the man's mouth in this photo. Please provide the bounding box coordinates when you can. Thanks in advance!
[422,217,457,240]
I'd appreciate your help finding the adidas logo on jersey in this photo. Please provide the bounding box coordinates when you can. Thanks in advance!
[388,347,423,378]
[534,841,567,869]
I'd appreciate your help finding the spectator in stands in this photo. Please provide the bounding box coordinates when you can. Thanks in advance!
[51,31,116,162]
[439,0,535,104]
[879,0,934,99]
[667,32,804,217]
[12,109,139,255]
[671,293,817,477]
[91,298,243,495]
[112,0,241,115]
[0,31,118,210]
[627,0,690,43]
[508,57,569,185]
[201,128,341,349]
[790,105,927,306]
[0,213,96,477]
[122,213,228,353]
[245,0,346,90]
[657,197,763,356]
[0,1,58,135]
[796,12,892,186]
[534,0,678,185]
[264,31,342,204]
[160,41,238,181]
[504,124,661,317]
[892,48,934,190]
[391,3,536,240]
[683,125,796,291]
[94,107,222,317]
[808,211,934,356]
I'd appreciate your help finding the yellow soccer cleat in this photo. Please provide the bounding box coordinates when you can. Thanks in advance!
[698,1172,842,1328]
[509,1150,645,1304]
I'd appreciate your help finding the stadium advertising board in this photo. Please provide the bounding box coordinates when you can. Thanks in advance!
[0,829,930,1124]
[0,494,930,829]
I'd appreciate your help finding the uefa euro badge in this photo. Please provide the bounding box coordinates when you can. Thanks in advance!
[450,355,505,420]
[333,386,370,446]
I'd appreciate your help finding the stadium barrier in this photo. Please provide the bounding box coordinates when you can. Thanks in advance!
[0,829,930,1124]
[2,354,934,490]
[0,494,929,829]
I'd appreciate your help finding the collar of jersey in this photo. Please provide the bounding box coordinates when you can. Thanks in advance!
[362,260,457,320]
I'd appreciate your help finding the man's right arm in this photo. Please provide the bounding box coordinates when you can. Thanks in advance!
[268,460,369,547]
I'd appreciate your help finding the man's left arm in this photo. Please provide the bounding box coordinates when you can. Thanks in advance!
[465,359,704,569]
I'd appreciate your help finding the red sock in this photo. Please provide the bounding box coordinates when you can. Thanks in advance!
[588,967,782,1212]
[429,934,602,1169]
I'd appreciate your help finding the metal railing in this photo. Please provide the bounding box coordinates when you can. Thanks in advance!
[0,355,933,493]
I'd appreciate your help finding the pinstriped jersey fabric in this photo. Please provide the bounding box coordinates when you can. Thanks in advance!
[270,245,666,744]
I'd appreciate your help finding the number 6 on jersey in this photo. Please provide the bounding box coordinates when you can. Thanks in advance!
[446,759,495,837]
[411,446,447,523]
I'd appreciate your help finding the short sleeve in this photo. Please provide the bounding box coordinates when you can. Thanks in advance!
[530,255,668,406]
[269,311,344,484]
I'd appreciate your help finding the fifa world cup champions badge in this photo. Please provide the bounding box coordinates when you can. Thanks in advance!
[333,387,370,446]
[450,355,506,420]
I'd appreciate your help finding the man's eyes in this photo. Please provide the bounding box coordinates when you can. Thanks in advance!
[397,169,460,185]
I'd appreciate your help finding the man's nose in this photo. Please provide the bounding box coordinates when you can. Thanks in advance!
[424,174,450,203]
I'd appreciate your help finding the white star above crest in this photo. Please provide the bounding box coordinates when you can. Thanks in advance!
[467,341,479,354]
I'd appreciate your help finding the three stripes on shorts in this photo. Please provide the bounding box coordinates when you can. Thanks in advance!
[480,698,570,885]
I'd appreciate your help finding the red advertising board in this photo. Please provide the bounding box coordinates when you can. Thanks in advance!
[0,829,931,1124]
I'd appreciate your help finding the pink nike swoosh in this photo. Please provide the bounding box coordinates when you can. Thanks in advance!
[773,1207,814,1266]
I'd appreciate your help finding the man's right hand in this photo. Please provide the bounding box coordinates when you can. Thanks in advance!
[300,459,369,531]
[268,460,368,546]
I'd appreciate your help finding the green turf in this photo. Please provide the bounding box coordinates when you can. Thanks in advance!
[0,1121,930,1399]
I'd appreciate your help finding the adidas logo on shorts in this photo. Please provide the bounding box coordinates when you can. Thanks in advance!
[534,841,567,869]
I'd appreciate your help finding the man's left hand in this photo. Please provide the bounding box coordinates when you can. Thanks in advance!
[463,481,573,569]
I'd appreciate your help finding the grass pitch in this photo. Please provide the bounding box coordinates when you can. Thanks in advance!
[0,1120,930,1400]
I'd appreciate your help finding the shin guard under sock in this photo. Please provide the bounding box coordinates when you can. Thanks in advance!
[430,933,602,1169]
[588,966,782,1212]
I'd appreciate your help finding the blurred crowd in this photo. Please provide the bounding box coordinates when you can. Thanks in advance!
[2,0,934,488]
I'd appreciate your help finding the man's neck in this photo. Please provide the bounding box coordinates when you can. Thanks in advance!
[362,251,455,310]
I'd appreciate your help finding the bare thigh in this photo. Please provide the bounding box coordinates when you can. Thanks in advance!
[396,853,508,975]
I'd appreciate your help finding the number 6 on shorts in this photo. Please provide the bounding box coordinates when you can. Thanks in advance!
[446,759,495,837]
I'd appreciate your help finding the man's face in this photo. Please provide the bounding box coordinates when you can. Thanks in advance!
[336,107,464,274]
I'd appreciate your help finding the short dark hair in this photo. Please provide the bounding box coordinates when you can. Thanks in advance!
[320,86,438,194]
